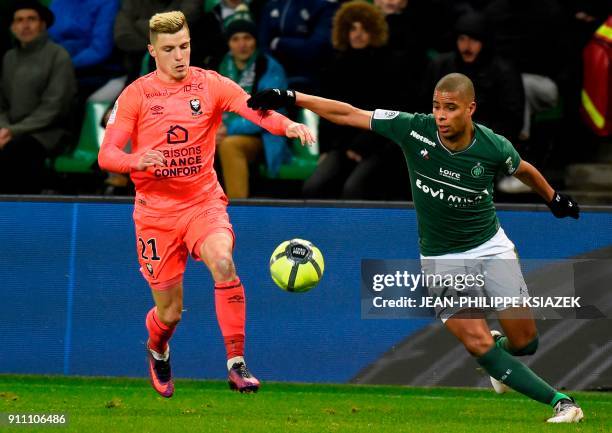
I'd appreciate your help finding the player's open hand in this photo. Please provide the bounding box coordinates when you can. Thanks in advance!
[132,150,166,171]
[286,122,315,146]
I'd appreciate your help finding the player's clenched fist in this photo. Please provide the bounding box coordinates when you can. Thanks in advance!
[547,192,580,219]
[248,89,296,110]
[132,150,166,171]
[286,122,315,146]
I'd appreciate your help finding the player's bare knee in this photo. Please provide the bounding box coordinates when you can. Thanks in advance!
[464,340,493,356]
[157,308,182,327]
[212,255,235,281]
[463,333,494,356]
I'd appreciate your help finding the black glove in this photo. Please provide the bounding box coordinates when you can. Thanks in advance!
[247,89,296,110]
[547,192,580,219]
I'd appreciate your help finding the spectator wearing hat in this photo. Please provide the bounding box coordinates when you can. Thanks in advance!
[191,0,252,71]
[303,0,409,200]
[216,6,291,199]
[0,0,77,194]
[424,12,524,141]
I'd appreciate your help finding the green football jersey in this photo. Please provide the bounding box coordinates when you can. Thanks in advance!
[371,110,521,256]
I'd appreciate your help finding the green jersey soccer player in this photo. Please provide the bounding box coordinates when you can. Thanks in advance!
[247,73,583,423]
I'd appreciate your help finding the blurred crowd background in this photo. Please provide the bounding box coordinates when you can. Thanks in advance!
[0,0,610,203]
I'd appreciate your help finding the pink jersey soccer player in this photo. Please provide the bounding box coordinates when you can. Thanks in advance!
[98,11,314,397]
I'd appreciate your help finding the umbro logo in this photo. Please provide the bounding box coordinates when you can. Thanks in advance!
[227,295,244,304]
[150,105,164,115]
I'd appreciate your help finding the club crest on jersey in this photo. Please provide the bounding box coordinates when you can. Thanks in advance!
[190,98,202,116]
[471,162,484,178]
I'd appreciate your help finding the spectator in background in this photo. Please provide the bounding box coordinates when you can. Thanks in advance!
[258,0,338,92]
[372,0,428,110]
[0,1,77,194]
[48,0,121,135]
[559,1,607,155]
[482,0,565,141]
[425,0,495,52]
[113,0,202,85]
[48,0,120,97]
[191,0,251,70]
[424,12,524,141]
[374,0,426,54]
[303,0,408,199]
[216,6,290,199]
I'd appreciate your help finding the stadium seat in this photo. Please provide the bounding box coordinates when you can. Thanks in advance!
[259,109,319,180]
[54,101,110,173]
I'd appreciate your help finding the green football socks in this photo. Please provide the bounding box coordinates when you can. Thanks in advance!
[477,345,568,406]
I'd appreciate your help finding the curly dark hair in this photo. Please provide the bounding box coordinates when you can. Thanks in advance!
[332,1,389,51]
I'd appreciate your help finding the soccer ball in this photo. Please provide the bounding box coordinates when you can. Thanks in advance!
[269,239,324,292]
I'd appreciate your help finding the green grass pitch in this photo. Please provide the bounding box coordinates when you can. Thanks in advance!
[0,375,610,432]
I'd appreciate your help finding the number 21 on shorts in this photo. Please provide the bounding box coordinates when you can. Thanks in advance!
[139,237,161,260]
[138,237,160,276]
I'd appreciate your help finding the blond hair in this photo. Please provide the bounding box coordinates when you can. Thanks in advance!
[149,11,189,43]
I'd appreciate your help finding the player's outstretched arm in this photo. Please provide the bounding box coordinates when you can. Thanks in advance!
[513,160,580,219]
[247,89,372,130]
[98,129,166,173]
[296,92,372,130]
[212,73,314,145]
[232,102,315,146]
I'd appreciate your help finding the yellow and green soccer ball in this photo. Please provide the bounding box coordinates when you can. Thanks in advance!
[269,239,324,292]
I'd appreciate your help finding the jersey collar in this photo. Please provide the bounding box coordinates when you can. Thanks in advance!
[435,127,477,156]
[153,67,192,87]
